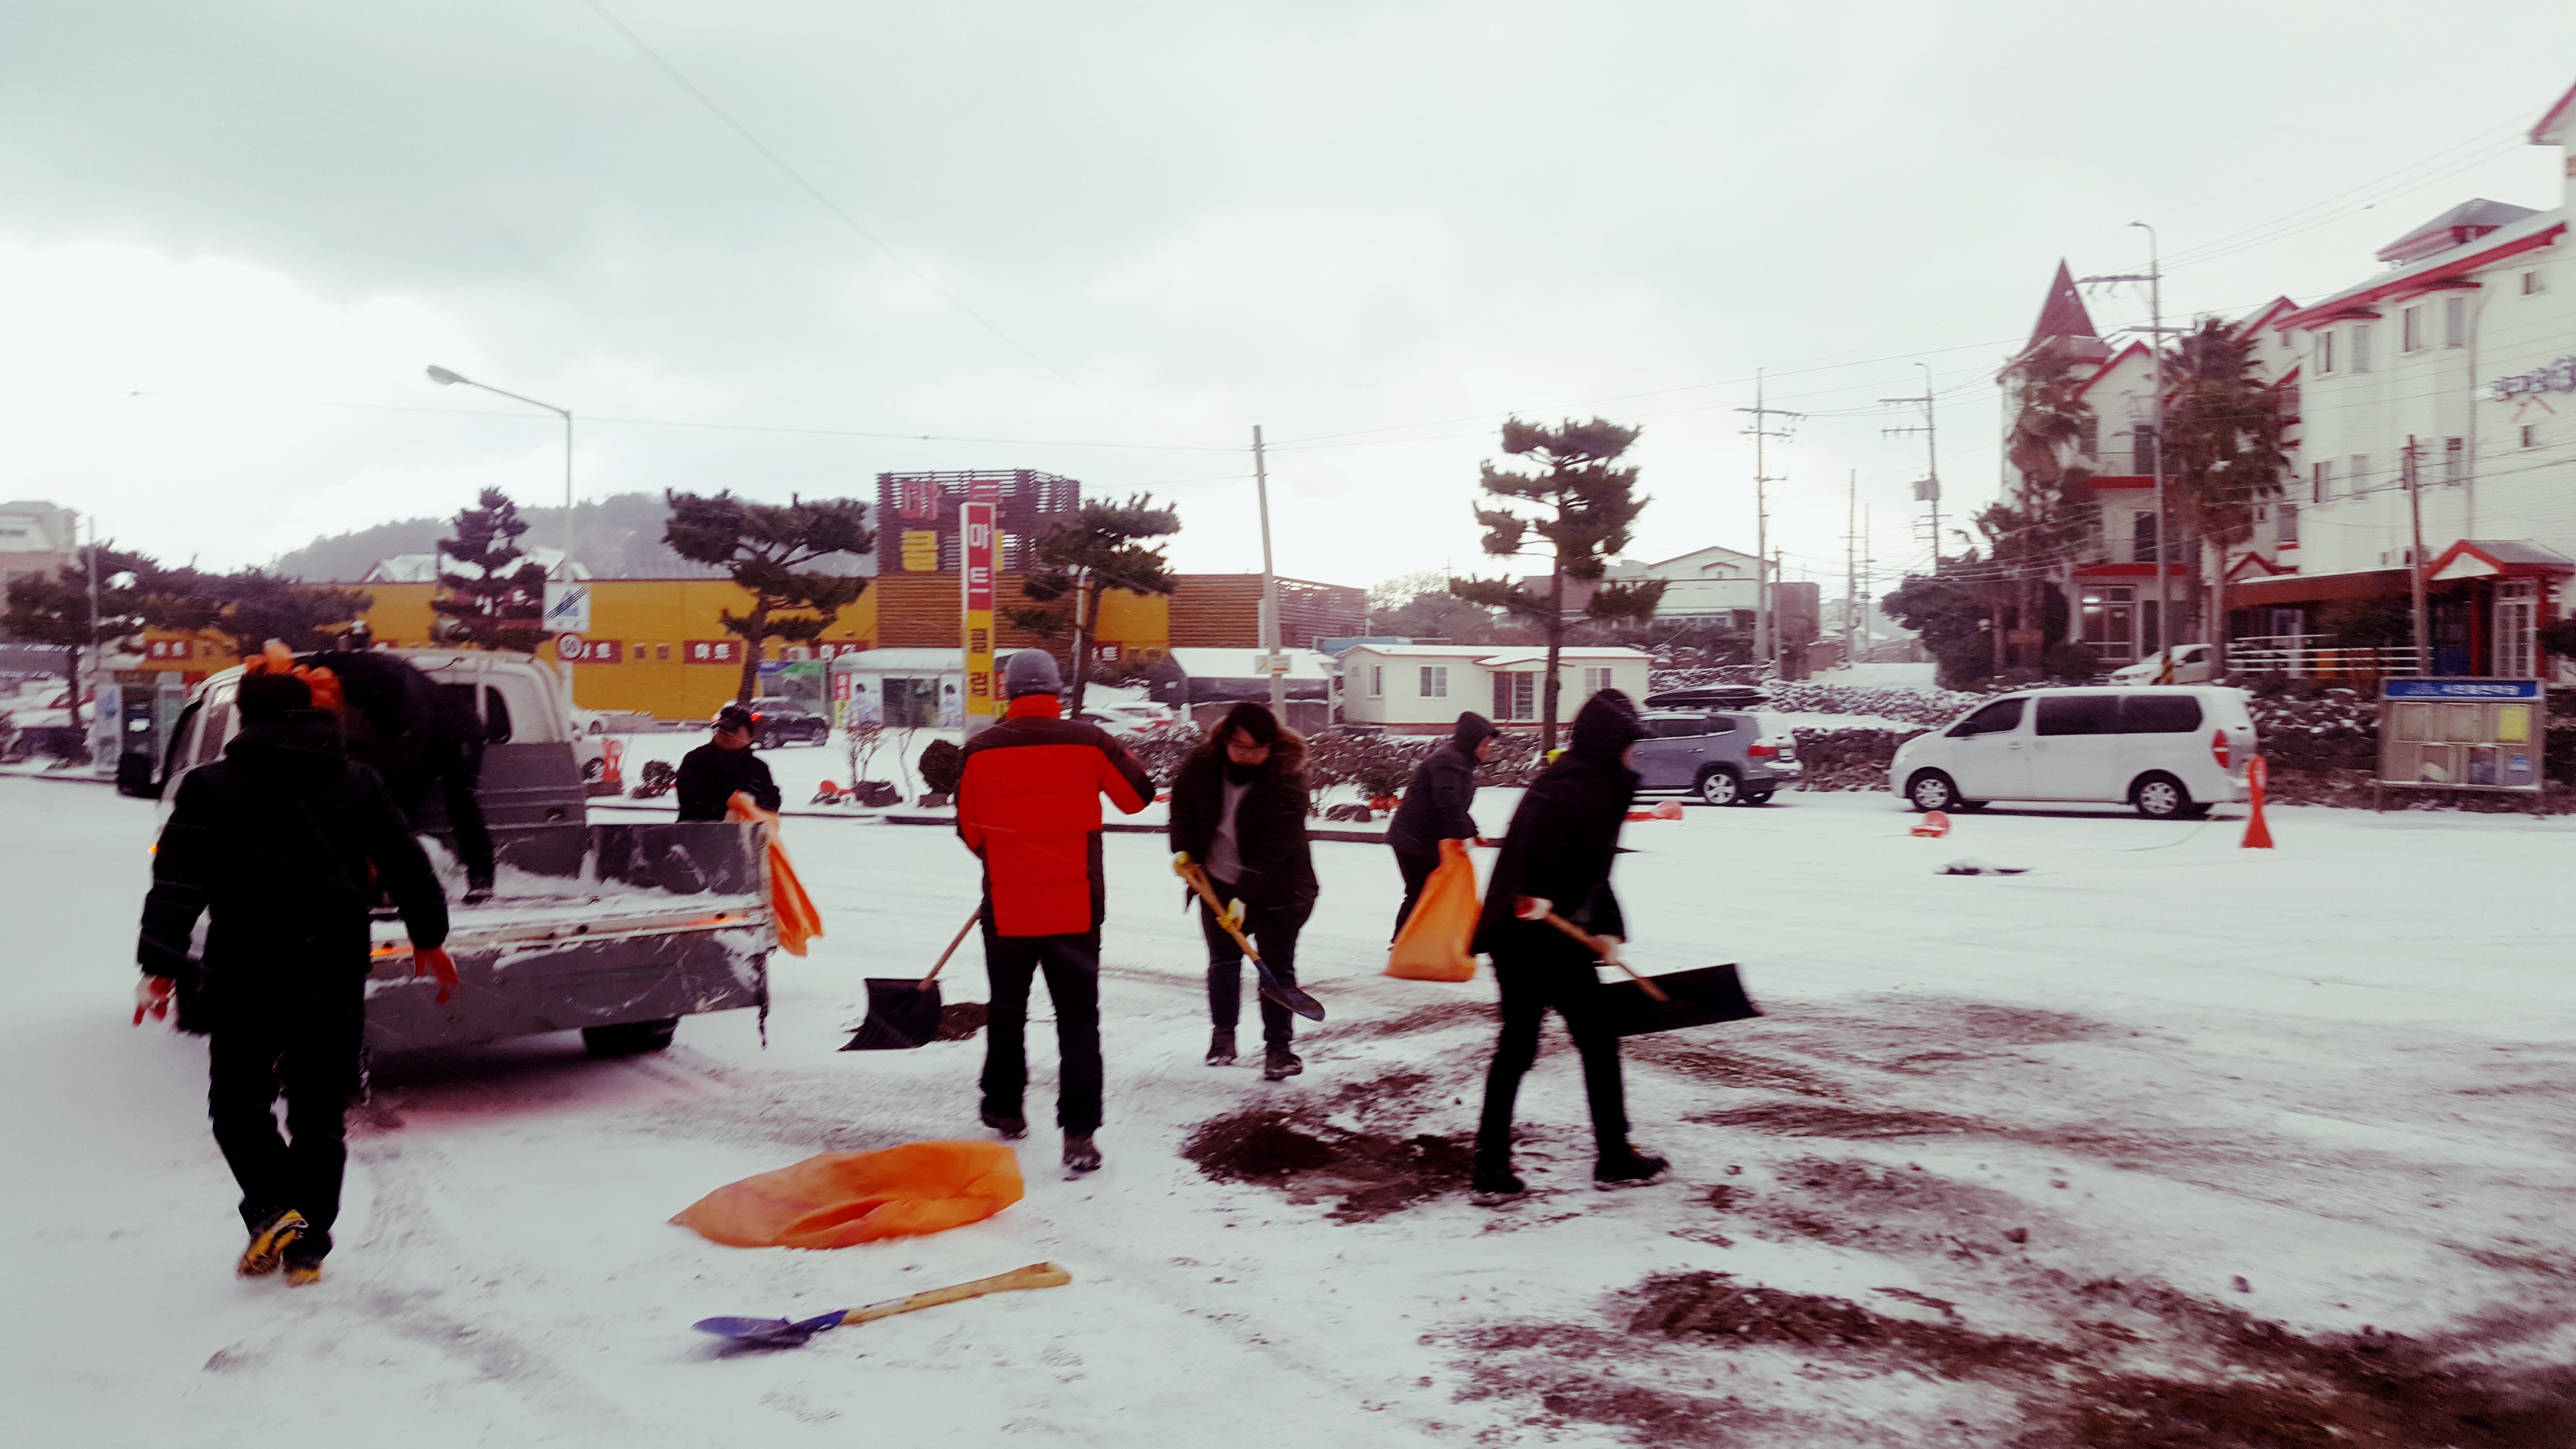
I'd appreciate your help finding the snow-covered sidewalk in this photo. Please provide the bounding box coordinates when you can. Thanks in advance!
[8,781,2576,1445]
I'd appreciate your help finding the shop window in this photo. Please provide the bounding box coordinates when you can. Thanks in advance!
[2080,585,2137,661]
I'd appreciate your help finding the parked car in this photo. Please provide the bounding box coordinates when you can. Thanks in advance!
[1644,685,1768,711]
[1889,685,2254,820]
[1075,703,1177,739]
[2109,644,2216,686]
[745,700,830,748]
[1629,709,1800,805]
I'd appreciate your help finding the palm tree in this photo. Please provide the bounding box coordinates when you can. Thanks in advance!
[1996,351,2099,670]
[2160,319,2291,675]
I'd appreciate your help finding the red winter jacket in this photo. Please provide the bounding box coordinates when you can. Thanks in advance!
[956,694,1155,937]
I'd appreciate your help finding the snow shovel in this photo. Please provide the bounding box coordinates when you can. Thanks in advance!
[1175,856,1325,1021]
[841,903,983,1051]
[1530,902,1762,1038]
[694,1261,1072,1349]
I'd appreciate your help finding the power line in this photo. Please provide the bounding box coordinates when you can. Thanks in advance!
[577,0,1201,446]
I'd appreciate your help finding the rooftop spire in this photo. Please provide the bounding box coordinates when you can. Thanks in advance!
[2028,259,2099,350]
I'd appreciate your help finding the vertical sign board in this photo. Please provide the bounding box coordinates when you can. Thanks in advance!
[2378,677,2543,791]
[961,490,999,733]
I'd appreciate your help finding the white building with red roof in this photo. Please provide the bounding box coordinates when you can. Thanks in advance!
[2235,76,2576,678]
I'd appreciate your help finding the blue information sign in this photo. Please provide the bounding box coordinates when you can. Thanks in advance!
[2383,678,2542,700]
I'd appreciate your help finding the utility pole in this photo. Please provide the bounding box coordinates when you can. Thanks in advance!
[1253,425,1285,717]
[1880,361,1942,573]
[84,512,101,763]
[1843,469,1858,668]
[2081,225,2183,676]
[1736,369,1801,672]
[2405,436,2430,676]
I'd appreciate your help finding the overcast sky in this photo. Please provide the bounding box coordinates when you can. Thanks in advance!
[4,2,2572,594]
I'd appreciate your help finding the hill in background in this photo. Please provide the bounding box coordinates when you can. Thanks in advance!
[270,493,837,581]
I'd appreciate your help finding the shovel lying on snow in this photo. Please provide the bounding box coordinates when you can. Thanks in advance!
[1527,901,1763,1038]
[1175,857,1325,1021]
[842,904,984,1051]
[694,1261,1073,1349]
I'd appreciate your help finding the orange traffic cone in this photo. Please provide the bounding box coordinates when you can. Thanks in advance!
[2241,757,2272,849]
[1911,809,1952,839]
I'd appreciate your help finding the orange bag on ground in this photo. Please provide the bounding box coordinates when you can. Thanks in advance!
[1385,837,1481,982]
[730,793,824,956]
[670,1140,1025,1249]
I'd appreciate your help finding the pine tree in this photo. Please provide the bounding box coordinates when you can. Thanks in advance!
[430,488,547,652]
[1448,418,1665,750]
[1005,493,1180,715]
[662,490,874,705]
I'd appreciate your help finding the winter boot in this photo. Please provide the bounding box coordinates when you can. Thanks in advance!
[1470,1162,1527,1203]
[1594,1147,1671,1190]
[1063,1135,1102,1174]
[283,1249,325,1288]
[1262,1048,1303,1081]
[980,1109,1028,1141]
[1206,1029,1236,1066]
[236,1209,308,1278]
[463,873,495,906]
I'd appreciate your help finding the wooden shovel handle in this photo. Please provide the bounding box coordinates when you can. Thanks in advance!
[1179,864,1263,966]
[920,904,984,987]
[1538,909,1670,1003]
[843,1261,1073,1327]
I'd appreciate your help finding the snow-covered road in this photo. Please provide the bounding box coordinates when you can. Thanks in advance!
[8,776,2575,1446]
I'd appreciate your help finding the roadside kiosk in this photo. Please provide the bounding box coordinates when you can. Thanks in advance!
[2377,678,2543,793]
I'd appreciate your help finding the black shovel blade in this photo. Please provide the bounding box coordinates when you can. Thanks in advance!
[694,1308,850,1348]
[1599,964,1761,1038]
[840,979,942,1051]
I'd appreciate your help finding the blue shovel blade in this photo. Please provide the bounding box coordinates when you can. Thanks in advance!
[694,1308,849,1347]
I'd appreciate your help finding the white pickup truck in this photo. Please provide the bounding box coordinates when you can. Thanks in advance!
[130,648,776,1057]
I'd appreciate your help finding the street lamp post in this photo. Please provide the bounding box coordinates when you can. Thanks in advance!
[427,366,576,570]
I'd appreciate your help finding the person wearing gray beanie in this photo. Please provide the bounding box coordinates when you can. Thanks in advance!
[954,645,1155,1174]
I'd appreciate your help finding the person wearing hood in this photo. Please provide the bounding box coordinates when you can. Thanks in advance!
[954,649,1154,1173]
[135,666,450,1285]
[676,705,782,822]
[1385,711,1498,938]
[1468,688,1668,1198]
[1169,702,1318,1080]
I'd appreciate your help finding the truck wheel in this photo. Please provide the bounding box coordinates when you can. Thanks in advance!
[1906,770,1960,813]
[1696,767,1742,806]
[2131,773,2190,821]
[583,1019,679,1057]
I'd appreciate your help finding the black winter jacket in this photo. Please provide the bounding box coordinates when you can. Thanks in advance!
[1168,730,1319,914]
[1386,712,1497,855]
[138,713,449,995]
[676,741,782,822]
[1471,693,1646,958]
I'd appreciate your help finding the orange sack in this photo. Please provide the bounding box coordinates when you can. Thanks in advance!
[729,791,824,956]
[1385,837,1481,982]
[670,1140,1025,1249]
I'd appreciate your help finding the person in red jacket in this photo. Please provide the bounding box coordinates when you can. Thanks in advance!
[955,649,1154,1173]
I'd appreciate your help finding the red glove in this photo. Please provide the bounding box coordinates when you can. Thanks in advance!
[1513,895,1553,921]
[132,975,175,1026]
[414,946,459,1005]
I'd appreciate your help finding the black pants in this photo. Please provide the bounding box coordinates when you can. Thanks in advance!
[1391,844,1439,941]
[1476,952,1630,1167]
[383,741,494,886]
[980,928,1104,1135]
[1199,880,1308,1048]
[207,970,366,1259]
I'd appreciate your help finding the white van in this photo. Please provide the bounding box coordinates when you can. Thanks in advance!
[2109,644,2215,686]
[1889,686,2255,819]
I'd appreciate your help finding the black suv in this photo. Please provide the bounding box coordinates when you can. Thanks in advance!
[1644,685,1767,711]
[745,701,830,747]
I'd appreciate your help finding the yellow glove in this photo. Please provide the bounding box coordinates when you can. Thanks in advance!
[1222,897,1246,933]
[1172,850,1194,878]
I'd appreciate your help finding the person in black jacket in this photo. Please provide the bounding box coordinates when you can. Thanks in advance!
[136,667,450,1284]
[1386,711,1498,938]
[676,705,781,821]
[1469,689,1666,1198]
[312,647,497,900]
[1169,703,1318,1080]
